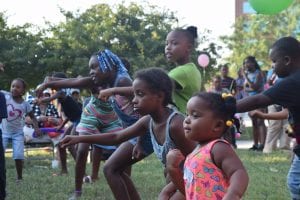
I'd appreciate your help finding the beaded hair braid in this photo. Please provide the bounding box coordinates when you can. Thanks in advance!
[97,49,128,76]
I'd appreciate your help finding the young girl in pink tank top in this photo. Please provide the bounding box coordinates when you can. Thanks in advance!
[166,92,249,200]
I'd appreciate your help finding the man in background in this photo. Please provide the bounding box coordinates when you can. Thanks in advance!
[220,64,237,95]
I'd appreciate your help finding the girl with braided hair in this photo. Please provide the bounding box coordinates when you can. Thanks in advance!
[36,49,153,199]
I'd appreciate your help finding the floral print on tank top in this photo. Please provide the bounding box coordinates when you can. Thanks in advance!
[184,139,230,200]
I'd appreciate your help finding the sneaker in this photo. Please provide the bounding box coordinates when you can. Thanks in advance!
[68,191,82,200]
[83,175,92,184]
[15,179,23,184]
[249,144,258,151]
[257,144,264,151]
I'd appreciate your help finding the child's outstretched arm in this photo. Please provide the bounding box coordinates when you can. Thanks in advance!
[35,92,63,104]
[98,86,133,101]
[36,76,93,97]
[60,115,150,148]
[212,142,249,200]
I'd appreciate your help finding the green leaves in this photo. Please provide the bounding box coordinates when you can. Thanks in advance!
[0,2,220,90]
[221,0,300,73]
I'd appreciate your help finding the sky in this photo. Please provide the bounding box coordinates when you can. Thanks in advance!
[0,0,236,42]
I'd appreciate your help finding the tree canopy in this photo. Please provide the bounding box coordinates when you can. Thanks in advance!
[0,2,221,90]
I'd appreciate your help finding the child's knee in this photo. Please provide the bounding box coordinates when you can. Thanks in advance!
[13,149,24,160]
[103,162,113,177]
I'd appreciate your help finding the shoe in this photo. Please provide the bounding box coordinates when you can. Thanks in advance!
[257,144,264,151]
[249,144,258,151]
[83,175,92,184]
[15,179,23,184]
[68,191,82,200]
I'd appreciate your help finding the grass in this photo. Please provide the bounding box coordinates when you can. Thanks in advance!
[5,147,292,200]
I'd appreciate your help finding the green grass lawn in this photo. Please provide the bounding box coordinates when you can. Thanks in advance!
[5,148,292,200]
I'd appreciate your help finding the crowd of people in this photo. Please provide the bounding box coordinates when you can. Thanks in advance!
[0,27,300,200]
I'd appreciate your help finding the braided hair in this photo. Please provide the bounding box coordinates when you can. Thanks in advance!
[96,49,128,76]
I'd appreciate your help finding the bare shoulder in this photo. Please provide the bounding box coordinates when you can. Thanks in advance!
[133,115,151,131]
[169,113,185,134]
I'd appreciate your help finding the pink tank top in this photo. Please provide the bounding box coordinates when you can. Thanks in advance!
[184,139,230,200]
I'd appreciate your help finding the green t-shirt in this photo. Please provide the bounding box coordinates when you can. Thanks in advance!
[168,62,202,113]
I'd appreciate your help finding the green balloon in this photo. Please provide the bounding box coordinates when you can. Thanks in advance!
[249,0,293,14]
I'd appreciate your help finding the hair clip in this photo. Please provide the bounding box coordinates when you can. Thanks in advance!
[222,93,232,99]
[226,120,233,127]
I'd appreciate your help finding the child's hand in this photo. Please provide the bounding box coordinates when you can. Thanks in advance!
[59,136,80,148]
[248,110,257,118]
[166,149,185,169]
[38,115,48,122]
[34,128,42,137]
[248,110,263,119]
[47,117,60,126]
[98,88,114,101]
[223,193,242,200]
[132,142,146,160]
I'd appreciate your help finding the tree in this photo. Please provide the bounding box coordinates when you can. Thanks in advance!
[1,2,222,90]
[45,2,222,86]
[0,13,46,89]
[221,0,300,75]
[43,2,177,77]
